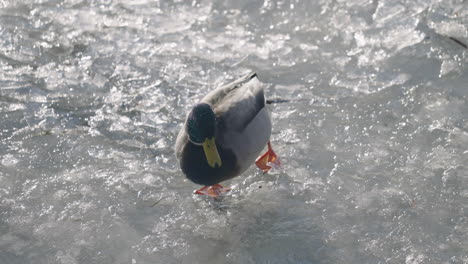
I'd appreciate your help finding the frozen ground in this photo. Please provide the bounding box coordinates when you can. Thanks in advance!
[1,0,468,263]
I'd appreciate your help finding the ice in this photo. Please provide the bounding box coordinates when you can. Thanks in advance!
[430,21,468,38]
[1,0,468,263]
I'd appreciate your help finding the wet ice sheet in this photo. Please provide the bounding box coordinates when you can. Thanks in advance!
[0,0,468,263]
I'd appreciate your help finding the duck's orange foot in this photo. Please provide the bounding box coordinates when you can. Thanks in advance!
[194,184,230,198]
[255,141,281,173]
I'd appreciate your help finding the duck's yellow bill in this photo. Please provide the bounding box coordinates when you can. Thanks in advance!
[202,137,222,168]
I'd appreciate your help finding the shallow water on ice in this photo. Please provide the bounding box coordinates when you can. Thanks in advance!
[1,0,468,263]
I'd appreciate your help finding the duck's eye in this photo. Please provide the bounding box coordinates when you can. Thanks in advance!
[187,123,203,144]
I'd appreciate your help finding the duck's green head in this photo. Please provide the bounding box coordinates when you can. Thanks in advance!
[186,103,222,168]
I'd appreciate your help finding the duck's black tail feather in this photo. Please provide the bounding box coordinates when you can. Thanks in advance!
[266,98,290,104]
[266,98,309,104]
[449,37,467,49]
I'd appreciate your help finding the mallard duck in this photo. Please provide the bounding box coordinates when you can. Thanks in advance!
[175,72,280,197]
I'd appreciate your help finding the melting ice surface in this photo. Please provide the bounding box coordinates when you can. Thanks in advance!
[0,0,468,263]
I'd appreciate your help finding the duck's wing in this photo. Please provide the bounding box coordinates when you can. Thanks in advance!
[201,72,258,106]
[202,72,266,132]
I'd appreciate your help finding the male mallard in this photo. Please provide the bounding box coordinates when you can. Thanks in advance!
[175,72,280,197]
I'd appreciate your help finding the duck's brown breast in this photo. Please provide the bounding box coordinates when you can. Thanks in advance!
[180,141,241,186]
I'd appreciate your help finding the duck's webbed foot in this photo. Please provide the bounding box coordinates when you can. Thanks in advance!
[255,141,281,172]
[194,184,230,198]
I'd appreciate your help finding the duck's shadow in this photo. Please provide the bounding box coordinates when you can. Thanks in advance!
[192,174,334,263]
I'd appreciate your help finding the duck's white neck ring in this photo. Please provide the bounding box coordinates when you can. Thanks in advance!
[187,137,203,146]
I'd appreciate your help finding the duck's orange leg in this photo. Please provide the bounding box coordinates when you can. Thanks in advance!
[255,141,281,172]
[194,184,230,198]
